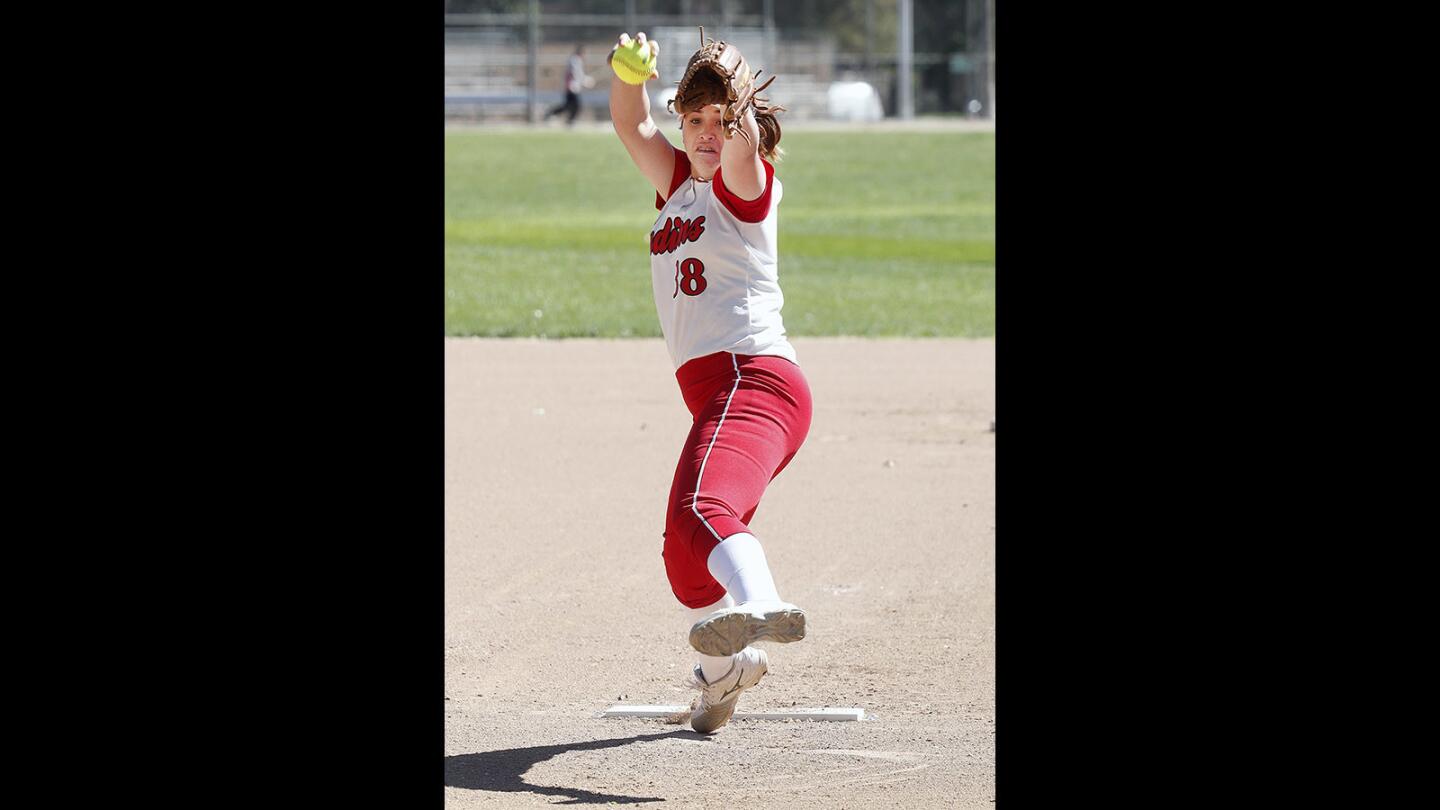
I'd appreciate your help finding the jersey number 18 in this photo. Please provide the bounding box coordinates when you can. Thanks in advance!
[673,258,708,298]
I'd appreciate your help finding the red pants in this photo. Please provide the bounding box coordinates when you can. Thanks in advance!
[662,352,813,608]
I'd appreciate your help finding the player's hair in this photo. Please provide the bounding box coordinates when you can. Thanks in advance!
[671,77,785,163]
[754,109,784,164]
[673,95,789,162]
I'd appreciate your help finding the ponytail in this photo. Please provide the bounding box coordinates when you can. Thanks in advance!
[753,107,784,163]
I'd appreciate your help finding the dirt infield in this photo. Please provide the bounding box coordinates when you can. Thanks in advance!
[445,337,995,807]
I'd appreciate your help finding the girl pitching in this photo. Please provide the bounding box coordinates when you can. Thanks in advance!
[608,30,811,734]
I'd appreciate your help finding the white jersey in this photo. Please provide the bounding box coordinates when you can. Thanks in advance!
[565,54,585,94]
[649,149,797,370]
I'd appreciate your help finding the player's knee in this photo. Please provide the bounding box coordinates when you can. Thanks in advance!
[665,504,701,547]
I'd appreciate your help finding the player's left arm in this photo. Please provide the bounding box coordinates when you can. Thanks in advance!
[719,107,766,201]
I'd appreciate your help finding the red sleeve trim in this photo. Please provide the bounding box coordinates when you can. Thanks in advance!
[655,148,692,210]
[712,159,775,223]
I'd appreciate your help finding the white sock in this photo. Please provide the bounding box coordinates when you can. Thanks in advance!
[687,594,738,683]
[706,532,781,606]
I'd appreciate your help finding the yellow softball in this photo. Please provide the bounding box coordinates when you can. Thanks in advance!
[612,39,657,85]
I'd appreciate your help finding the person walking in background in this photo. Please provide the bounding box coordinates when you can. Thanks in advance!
[545,44,595,125]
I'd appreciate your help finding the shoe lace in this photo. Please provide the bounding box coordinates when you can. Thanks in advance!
[683,668,707,691]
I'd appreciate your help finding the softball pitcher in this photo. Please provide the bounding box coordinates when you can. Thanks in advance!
[608,29,810,734]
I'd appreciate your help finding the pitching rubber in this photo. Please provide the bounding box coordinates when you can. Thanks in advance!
[688,603,807,657]
[603,705,864,722]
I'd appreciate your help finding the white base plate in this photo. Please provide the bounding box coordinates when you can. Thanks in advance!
[603,705,864,721]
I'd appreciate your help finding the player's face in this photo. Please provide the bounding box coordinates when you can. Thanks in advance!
[681,104,726,179]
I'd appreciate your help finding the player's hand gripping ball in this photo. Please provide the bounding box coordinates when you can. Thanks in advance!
[611,34,659,85]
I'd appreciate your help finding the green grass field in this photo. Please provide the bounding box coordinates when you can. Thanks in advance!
[445,128,993,337]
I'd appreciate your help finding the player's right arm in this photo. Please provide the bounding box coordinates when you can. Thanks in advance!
[608,33,676,199]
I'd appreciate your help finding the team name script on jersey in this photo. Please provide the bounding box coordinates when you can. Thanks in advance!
[651,215,705,255]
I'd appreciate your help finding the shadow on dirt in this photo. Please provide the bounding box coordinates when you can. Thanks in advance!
[445,730,704,804]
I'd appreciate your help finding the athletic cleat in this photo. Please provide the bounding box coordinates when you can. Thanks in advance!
[688,646,768,734]
[687,600,806,657]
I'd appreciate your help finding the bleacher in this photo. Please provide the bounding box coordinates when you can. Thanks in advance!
[444,28,882,124]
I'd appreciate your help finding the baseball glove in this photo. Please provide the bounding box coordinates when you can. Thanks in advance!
[669,27,780,144]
